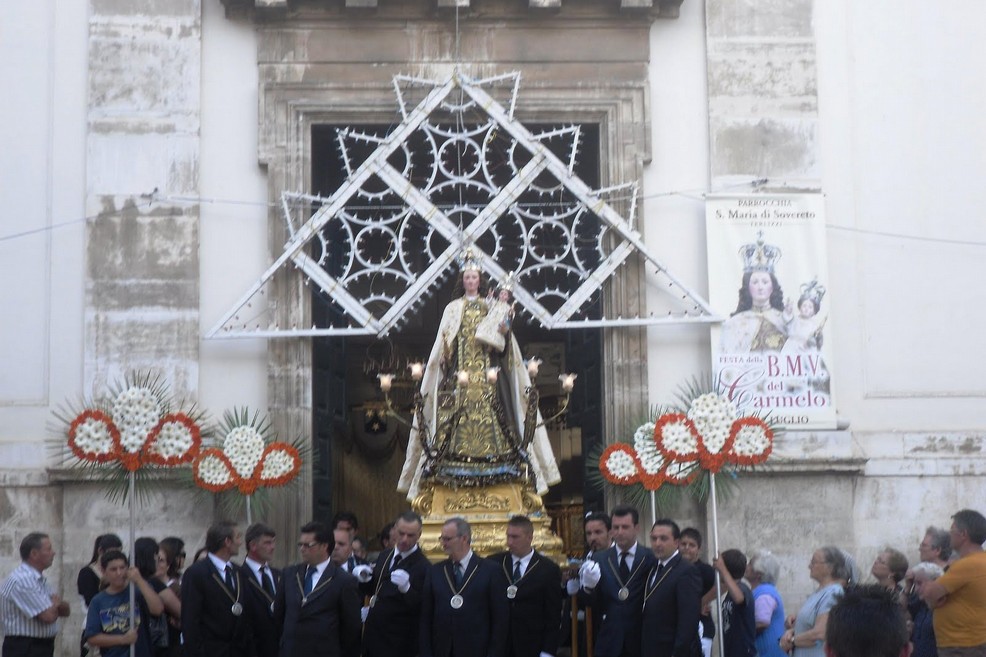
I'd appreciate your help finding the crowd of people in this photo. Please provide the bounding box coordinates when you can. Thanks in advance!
[0,507,984,657]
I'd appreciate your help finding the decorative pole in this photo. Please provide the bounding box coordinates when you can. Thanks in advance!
[129,471,136,657]
[709,472,725,657]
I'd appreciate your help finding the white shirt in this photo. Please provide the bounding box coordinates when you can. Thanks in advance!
[0,562,58,638]
[245,557,275,593]
[511,550,535,579]
[391,544,419,571]
[305,559,331,589]
[207,553,236,587]
[616,543,638,572]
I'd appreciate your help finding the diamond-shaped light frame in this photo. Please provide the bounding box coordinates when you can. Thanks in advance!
[206,71,718,339]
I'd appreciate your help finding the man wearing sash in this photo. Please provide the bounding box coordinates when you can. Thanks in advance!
[577,506,655,657]
[181,521,254,657]
[420,517,508,657]
[358,511,429,657]
[239,523,281,657]
[639,519,701,657]
[273,521,360,657]
[489,515,562,657]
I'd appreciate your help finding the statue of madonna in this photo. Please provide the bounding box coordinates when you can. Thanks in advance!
[396,257,561,502]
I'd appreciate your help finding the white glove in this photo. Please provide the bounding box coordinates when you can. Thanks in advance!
[360,606,369,623]
[579,561,601,590]
[540,653,554,657]
[353,564,374,583]
[566,578,580,596]
[390,568,411,593]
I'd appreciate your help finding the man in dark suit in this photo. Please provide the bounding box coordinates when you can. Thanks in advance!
[562,512,612,657]
[357,511,430,657]
[181,520,255,657]
[273,520,361,657]
[578,506,656,657]
[239,522,282,657]
[490,515,562,657]
[420,517,508,657]
[639,519,701,657]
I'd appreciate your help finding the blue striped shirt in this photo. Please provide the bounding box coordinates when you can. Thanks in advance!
[0,562,59,638]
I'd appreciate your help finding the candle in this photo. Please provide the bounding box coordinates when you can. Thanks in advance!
[526,357,542,378]
[486,367,499,384]
[408,362,425,381]
[457,370,470,387]
[378,373,394,393]
[559,373,577,393]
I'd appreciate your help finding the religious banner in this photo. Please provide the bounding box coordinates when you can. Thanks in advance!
[706,193,837,430]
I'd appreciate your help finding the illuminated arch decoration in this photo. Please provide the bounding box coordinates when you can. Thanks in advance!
[206,70,718,339]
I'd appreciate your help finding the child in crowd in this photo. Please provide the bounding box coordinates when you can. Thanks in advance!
[714,549,757,657]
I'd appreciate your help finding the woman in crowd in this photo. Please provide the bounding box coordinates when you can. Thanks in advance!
[870,547,909,596]
[746,550,786,657]
[135,537,181,657]
[158,537,185,656]
[905,562,944,657]
[780,546,846,656]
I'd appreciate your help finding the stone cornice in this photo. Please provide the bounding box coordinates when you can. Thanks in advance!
[220,0,684,22]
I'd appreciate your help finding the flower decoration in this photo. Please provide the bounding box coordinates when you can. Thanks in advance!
[59,373,203,474]
[191,409,303,497]
[68,410,120,463]
[727,417,774,465]
[687,393,737,472]
[598,389,777,496]
[599,443,640,485]
[194,449,237,493]
[633,421,665,490]
[143,414,202,466]
[653,413,701,462]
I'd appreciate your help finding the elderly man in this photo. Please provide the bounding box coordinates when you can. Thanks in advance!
[918,526,952,571]
[0,532,70,657]
[921,508,986,657]
[825,584,911,657]
[420,517,508,657]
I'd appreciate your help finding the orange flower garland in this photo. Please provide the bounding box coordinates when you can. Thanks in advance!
[68,410,121,463]
[142,413,202,466]
[726,417,774,465]
[600,443,640,485]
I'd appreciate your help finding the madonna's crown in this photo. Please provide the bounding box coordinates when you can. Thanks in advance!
[739,231,782,273]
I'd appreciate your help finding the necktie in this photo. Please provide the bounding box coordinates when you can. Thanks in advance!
[454,562,464,587]
[651,561,666,586]
[391,553,403,572]
[512,560,522,583]
[304,565,316,595]
[261,566,275,597]
[619,551,630,581]
[348,556,356,572]
[225,565,236,591]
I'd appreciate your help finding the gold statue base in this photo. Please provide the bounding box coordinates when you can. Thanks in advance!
[412,481,566,564]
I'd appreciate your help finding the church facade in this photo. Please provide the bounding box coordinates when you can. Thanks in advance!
[2,0,985,653]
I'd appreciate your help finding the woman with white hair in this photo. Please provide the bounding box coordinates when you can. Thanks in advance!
[907,561,944,657]
[747,550,786,657]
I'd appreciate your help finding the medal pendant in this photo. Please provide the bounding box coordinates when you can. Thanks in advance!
[506,585,518,600]
[450,594,464,609]
[369,595,377,608]
[618,587,629,601]
[231,602,244,616]
[270,602,275,614]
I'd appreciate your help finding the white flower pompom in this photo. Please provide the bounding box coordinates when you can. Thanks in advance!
[687,393,737,455]
[112,387,162,454]
[223,426,264,478]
